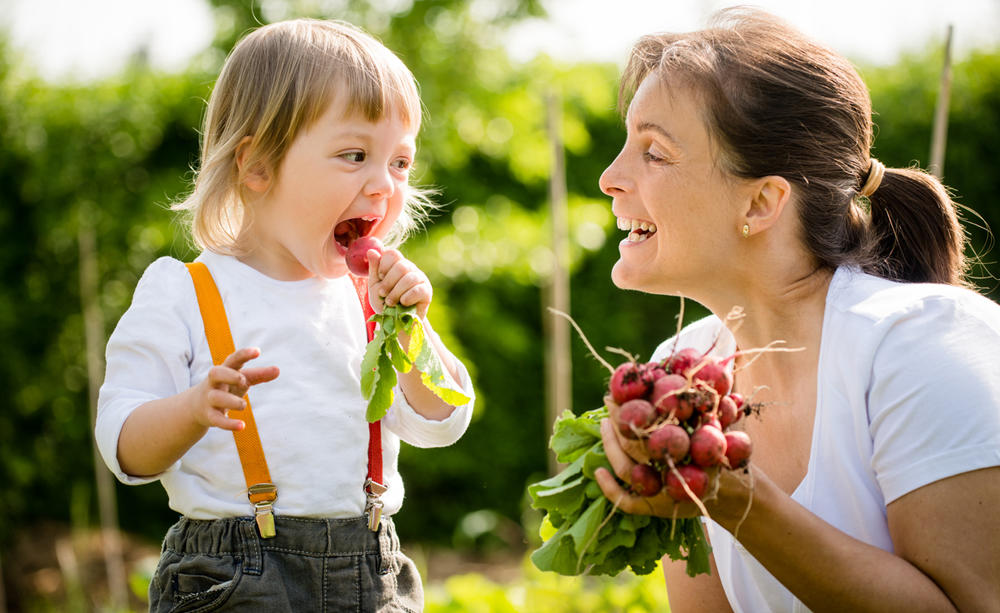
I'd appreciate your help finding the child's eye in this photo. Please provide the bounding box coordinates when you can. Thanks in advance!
[392,157,412,171]
[341,151,366,163]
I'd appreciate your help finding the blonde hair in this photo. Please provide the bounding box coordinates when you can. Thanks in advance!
[174,19,431,254]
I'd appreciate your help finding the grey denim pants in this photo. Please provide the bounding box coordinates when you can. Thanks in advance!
[148,515,423,613]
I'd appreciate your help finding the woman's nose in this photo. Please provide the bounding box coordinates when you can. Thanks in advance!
[599,152,627,196]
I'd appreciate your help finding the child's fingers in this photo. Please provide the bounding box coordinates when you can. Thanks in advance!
[372,248,403,281]
[207,365,247,390]
[383,271,430,307]
[204,407,246,432]
[222,347,262,371]
[207,388,247,412]
[242,365,280,386]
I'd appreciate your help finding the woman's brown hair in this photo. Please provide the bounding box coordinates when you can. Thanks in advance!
[619,7,968,285]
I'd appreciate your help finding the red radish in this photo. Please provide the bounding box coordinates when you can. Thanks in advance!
[690,425,727,468]
[691,358,732,396]
[650,374,687,416]
[724,431,753,468]
[345,236,384,276]
[616,399,656,438]
[666,348,701,377]
[643,363,667,383]
[647,423,690,464]
[700,415,722,430]
[665,464,709,501]
[673,394,696,421]
[718,395,739,429]
[629,463,663,497]
[728,392,745,410]
[609,362,652,404]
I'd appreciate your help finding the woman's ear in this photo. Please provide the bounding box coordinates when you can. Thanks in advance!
[235,136,271,193]
[741,175,792,237]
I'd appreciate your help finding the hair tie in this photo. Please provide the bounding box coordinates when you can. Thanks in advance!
[859,158,885,197]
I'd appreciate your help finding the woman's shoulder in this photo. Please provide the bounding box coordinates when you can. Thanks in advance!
[831,266,1000,324]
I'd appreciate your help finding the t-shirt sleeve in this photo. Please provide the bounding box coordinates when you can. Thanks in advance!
[95,257,197,485]
[382,318,475,448]
[868,295,1000,504]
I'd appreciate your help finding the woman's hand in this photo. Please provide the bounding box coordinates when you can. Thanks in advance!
[596,397,752,524]
[367,248,432,319]
[595,416,707,517]
[188,347,280,432]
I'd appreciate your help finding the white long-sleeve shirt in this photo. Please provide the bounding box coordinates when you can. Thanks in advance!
[652,266,1000,613]
[96,251,474,520]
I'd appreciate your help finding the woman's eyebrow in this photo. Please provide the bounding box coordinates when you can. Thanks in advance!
[635,121,680,146]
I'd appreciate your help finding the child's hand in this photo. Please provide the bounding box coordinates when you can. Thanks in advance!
[189,347,279,431]
[367,248,432,319]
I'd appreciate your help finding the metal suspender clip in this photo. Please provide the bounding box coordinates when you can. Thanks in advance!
[364,478,388,531]
[248,483,277,539]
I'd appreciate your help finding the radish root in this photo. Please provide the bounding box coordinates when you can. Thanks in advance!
[548,307,615,374]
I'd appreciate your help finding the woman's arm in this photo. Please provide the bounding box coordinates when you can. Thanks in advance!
[596,418,1000,613]
[712,466,1000,613]
[662,536,733,613]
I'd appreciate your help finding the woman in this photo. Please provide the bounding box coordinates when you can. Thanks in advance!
[594,8,1000,613]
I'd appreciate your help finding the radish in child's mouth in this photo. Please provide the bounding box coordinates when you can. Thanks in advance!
[334,217,378,253]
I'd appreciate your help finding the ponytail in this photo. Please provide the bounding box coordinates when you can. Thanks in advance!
[863,167,966,285]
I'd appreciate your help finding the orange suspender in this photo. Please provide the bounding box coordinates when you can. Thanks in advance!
[185,262,386,538]
[186,262,278,538]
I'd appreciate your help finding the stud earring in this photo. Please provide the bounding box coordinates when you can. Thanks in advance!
[741,224,750,238]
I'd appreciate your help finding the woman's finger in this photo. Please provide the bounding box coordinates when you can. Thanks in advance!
[600,418,638,481]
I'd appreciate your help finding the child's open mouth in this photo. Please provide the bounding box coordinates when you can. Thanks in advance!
[334,217,378,252]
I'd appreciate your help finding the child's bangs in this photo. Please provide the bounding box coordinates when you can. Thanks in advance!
[312,70,420,131]
[306,26,422,129]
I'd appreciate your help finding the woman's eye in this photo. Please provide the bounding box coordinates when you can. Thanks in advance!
[341,151,366,162]
[643,150,666,163]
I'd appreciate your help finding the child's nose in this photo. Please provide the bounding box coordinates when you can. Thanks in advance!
[364,167,395,199]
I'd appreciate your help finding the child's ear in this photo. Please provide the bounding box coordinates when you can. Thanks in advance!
[740,175,792,238]
[235,136,271,193]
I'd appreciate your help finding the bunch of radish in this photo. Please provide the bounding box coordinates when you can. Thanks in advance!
[607,347,754,503]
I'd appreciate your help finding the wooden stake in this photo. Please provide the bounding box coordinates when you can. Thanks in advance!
[544,91,572,476]
[929,24,954,178]
[78,203,128,610]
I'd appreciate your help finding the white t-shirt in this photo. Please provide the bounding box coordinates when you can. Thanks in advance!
[651,266,1000,613]
[96,252,475,520]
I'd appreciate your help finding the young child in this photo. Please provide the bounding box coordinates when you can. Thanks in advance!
[95,19,474,612]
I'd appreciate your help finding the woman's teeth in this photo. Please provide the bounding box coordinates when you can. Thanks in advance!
[616,217,657,243]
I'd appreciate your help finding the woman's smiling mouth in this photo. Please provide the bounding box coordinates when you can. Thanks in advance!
[616,216,658,243]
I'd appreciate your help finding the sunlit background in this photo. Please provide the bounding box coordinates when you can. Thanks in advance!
[1,1,998,611]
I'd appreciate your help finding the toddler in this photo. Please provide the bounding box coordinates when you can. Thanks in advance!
[95,18,474,612]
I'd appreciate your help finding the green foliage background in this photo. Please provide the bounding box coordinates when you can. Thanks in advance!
[1,0,998,596]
